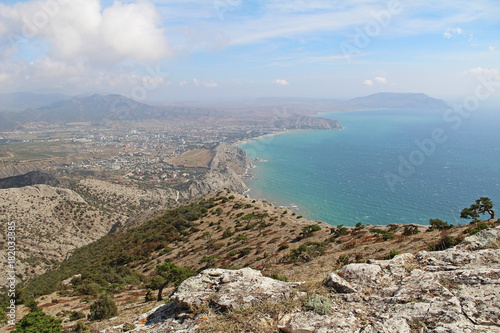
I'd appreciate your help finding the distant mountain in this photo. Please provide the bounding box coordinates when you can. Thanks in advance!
[346,93,448,109]
[254,93,448,111]
[0,92,449,131]
[0,92,70,112]
[0,94,220,129]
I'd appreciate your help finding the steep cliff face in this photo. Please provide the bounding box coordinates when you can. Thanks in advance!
[184,143,252,197]
[186,167,248,197]
[274,114,341,130]
[208,142,253,176]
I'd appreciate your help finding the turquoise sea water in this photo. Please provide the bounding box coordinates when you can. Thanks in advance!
[240,108,500,226]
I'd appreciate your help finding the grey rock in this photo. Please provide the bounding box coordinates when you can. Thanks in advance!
[323,272,357,293]
[171,267,303,311]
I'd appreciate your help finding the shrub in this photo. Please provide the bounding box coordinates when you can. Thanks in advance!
[201,255,219,267]
[301,225,322,238]
[354,222,364,230]
[72,320,90,333]
[402,225,420,236]
[234,234,248,242]
[144,289,156,302]
[369,228,395,240]
[88,295,118,321]
[466,222,489,235]
[123,323,136,331]
[337,254,349,266]
[429,218,453,231]
[429,235,462,251]
[221,228,234,239]
[289,242,326,263]
[304,295,332,315]
[14,307,62,332]
[270,273,288,282]
[384,249,400,260]
[69,311,85,322]
[330,225,348,238]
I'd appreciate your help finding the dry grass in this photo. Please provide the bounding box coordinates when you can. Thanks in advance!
[167,149,214,168]
[196,298,303,333]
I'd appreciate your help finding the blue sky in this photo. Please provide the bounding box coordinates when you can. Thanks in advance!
[0,0,499,103]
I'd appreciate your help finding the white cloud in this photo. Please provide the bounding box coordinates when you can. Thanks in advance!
[193,78,218,88]
[466,67,500,80]
[489,45,496,52]
[274,79,289,86]
[179,80,188,87]
[203,81,218,88]
[364,76,387,86]
[444,27,463,39]
[0,0,171,62]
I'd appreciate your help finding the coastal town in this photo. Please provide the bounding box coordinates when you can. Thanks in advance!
[0,122,278,186]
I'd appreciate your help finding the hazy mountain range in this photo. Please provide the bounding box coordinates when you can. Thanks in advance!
[0,92,448,131]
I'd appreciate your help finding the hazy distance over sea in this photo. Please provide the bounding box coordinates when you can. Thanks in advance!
[240,108,500,226]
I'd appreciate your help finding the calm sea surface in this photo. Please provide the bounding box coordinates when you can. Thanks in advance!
[239,108,500,226]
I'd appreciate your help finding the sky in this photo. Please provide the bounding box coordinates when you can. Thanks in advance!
[0,0,499,104]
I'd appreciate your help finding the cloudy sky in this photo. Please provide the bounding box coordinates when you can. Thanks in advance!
[0,0,499,103]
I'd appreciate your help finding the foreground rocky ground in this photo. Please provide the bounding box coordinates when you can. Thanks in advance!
[95,227,500,333]
[97,226,500,333]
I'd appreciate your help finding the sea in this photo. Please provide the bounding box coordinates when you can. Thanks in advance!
[239,108,500,226]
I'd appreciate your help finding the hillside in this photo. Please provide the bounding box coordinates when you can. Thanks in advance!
[0,143,252,284]
[0,171,60,189]
[5,191,498,332]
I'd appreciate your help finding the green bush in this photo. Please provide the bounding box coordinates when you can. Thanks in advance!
[289,242,326,263]
[88,295,118,321]
[69,311,85,322]
[466,222,489,235]
[384,249,400,260]
[72,321,90,333]
[369,228,395,240]
[337,254,349,266]
[270,273,288,282]
[429,235,461,251]
[429,219,453,231]
[14,307,62,332]
[403,225,420,236]
[301,225,322,238]
[330,225,348,238]
[234,234,248,242]
[304,295,332,315]
[144,289,156,302]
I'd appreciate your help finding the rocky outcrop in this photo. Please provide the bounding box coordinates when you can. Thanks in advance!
[274,114,341,130]
[208,142,253,176]
[186,166,248,197]
[280,226,500,333]
[183,143,252,196]
[105,227,500,333]
[102,268,302,333]
[171,267,303,311]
